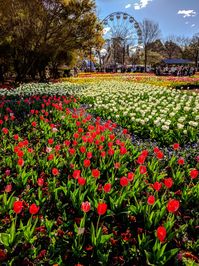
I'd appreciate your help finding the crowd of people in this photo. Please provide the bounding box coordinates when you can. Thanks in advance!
[155,65,196,76]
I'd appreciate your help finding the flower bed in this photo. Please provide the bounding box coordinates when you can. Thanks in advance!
[3,81,198,145]
[60,72,199,89]
[75,81,199,145]
[0,84,199,265]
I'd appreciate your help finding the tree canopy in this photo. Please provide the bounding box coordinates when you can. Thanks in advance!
[0,0,103,82]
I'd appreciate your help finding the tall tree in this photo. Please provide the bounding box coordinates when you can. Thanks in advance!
[140,19,161,71]
[162,36,182,59]
[189,33,199,68]
[0,0,103,82]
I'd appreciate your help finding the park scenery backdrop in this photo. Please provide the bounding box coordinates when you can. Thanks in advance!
[0,0,199,266]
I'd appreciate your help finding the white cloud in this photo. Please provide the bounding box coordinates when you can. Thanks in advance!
[177,10,197,18]
[191,24,195,27]
[185,21,189,24]
[125,4,131,9]
[103,27,111,34]
[133,0,152,10]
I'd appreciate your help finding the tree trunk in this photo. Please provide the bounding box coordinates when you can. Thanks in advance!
[195,50,199,69]
[144,47,147,72]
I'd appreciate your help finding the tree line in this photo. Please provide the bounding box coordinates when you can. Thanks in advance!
[138,19,199,71]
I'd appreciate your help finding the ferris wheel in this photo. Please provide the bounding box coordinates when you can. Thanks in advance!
[101,12,142,66]
[102,12,142,45]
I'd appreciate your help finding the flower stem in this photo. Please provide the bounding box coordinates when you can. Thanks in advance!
[96,215,101,234]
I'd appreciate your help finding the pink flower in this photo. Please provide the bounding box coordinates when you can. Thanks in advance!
[5,184,12,193]
[81,201,91,213]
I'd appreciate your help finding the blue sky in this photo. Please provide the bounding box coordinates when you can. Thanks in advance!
[95,0,199,39]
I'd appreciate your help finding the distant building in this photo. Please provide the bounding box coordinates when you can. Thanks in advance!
[161,58,193,65]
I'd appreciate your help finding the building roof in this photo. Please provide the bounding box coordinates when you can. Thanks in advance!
[162,58,192,65]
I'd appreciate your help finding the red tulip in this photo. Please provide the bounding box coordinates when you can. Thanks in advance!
[147,195,155,205]
[167,199,180,213]
[2,128,9,134]
[108,149,114,156]
[13,201,23,214]
[139,165,147,174]
[157,226,167,242]
[164,178,173,188]
[29,204,39,215]
[178,157,185,165]
[69,148,76,155]
[32,121,37,127]
[28,148,34,153]
[120,177,129,187]
[73,132,79,139]
[153,182,162,191]
[123,129,128,134]
[156,151,164,160]
[92,169,100,179]
[18,158,24,167]
[52,168,59,176]
[127,172,134,181]
[37,178,44,187]
[80,146,86,153]
[190,169,198,179]
[83,159,91,168]
[120,147,127,155]
[103,183,111,193]
[48,138,54,145]
[109,134,115,140]
[73,170,81,179]
[114,162,121,169]
[87,152,93,159]
[173,143,180,150]
[13,134,19,141]
[17,150,24,158]
[47,154,54,161]
[78,177,86,186]
[97,202,107,215]
[137,154,146,164]
[55,145,61,151]
[153,146,160,153]
[64,140,70,146]
[141,149,149,157]
[101,151,106,158]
